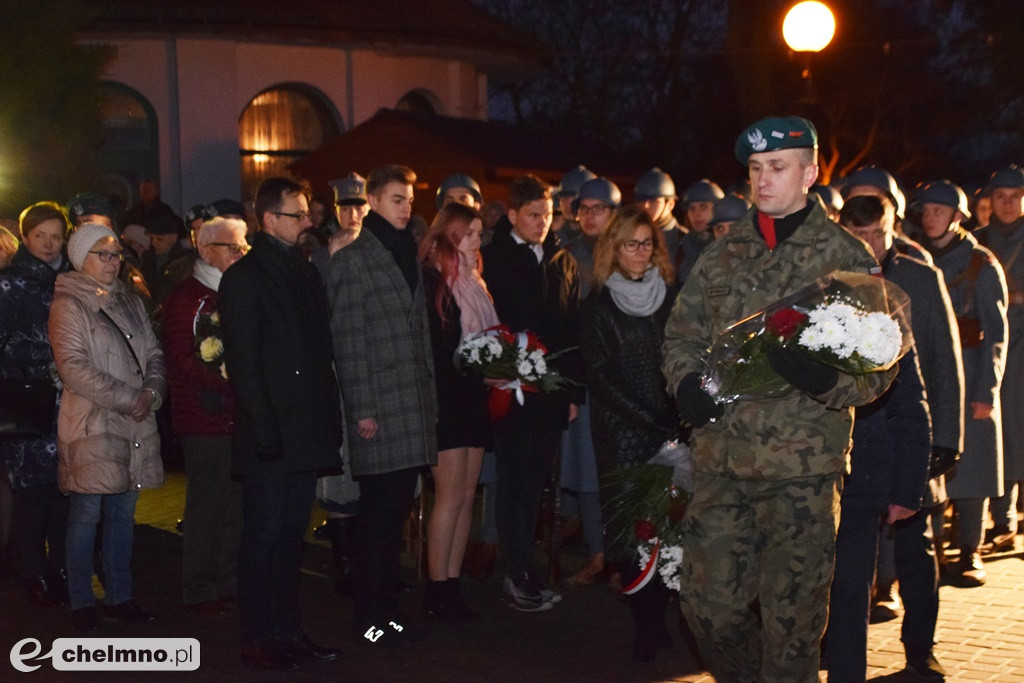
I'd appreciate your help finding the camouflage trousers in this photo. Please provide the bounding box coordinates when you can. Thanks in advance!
[679,471,842,683]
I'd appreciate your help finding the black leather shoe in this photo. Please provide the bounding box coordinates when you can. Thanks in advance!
[278,633,341,662]
[240,642,300,670]
[907,653,946,680]
[71,606,101,632]
[981,525,1016,554]
[105,600,158,622]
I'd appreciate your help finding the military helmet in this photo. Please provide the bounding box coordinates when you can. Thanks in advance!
[66,192,115,222]
[682,179,725,205]
[634,167,677,200]
[810,184,844,214]
[205,198,246,220]
[555,165,598,199]
[916,180,971,219]
[185,204,206,225]
[841,165,907,219]
[985,164,1024,192]
[711,194,751,226]
[435,173,482,209]
[571,177,622,214]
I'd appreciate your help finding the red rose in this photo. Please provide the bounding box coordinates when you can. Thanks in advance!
[765,307,808,340]
[634,520,657,541]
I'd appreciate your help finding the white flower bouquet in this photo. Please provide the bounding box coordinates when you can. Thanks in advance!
[700,271,912,404]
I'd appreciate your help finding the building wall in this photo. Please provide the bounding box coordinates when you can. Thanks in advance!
[93,36,488,214]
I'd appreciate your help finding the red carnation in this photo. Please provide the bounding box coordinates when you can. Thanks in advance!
[634,520,657,541]
[765,307,808,340]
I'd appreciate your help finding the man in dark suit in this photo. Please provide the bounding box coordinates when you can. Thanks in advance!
[219,177,344,670]
[481,175,583,611]
[327,164,437,646]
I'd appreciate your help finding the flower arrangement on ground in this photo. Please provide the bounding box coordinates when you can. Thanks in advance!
[700,270,912,404]
[456,324,575,419]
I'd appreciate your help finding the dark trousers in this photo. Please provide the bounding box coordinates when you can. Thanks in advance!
[350,466,419,626]
[827,503,885,683]
[11,482,67,579]
[237,470,317,644]
[493,425,561,577]
[894,507,940,659]
[182,435,242,605]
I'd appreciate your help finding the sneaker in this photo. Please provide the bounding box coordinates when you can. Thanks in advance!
[502,574,552,612]
[523,571,562,604]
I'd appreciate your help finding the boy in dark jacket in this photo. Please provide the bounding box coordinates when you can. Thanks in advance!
[481,175,584,611]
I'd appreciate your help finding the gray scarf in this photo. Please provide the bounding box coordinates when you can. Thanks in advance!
[605,267,666,317]
[193,258,222,291]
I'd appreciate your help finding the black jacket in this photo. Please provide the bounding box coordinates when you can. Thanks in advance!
[581,285,681,471]
[845,348,932,511]
[219,231,343,478]
[481,227,583,429]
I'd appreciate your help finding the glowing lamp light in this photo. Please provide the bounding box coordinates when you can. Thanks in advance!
[252,153,270,163]
[783,1,836,53]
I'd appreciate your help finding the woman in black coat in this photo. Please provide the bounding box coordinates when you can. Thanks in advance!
[581,206,680,662]
[0,202,72,606]
[419,203,499,622]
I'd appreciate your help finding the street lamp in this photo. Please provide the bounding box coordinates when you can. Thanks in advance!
[782,1,835,102]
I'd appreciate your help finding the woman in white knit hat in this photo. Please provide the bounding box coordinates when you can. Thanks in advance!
[48,223,167,632]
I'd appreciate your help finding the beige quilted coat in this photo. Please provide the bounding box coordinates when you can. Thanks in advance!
[48,272,166,494]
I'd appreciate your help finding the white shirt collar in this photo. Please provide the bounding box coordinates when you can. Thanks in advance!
[510,231,543,263]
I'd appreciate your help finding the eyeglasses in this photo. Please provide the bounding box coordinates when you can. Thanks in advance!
[577,205,611,217]
[272,211,311,221]
[622,239,654,253]
[206,242,251,254]
[88,250,125,262]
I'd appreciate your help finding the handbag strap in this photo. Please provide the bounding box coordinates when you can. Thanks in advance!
[99,309,144,375]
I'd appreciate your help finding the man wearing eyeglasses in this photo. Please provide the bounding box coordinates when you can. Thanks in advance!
[218,177,345,670]
[327,164,438,646]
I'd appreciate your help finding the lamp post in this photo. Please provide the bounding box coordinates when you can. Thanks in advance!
[782,1,836,102]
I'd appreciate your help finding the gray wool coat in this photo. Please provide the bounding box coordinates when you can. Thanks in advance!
[326,228,437,477]
[931,232,1008,499]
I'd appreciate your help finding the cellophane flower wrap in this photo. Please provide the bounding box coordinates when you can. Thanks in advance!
[455,324,576,419]
[700,271,912,404]
[193,301,228,380]
[602,441,693,593]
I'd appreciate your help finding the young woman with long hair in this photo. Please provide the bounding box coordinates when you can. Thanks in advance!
[418,202,500,622]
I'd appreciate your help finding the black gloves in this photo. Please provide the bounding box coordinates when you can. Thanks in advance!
[766,345,838,396]
[928,446,960,479]
[675,372,724,428]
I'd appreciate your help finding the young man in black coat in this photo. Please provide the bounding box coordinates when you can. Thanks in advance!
[480,175,584,611]
[219,177,344,670]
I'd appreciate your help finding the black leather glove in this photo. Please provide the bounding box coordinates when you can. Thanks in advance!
[766,345,838,396]
[675,372,724,428]
[928,446,960,479]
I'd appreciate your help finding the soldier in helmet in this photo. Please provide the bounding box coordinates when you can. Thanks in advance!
[974,165,1024,551]
[554,165,597,245]
[842,165,931,264]
[811,184,844,222]
[919,179,1008,587]
[558,177,620,587]
[634,167,684,269]
[676,178,724,284]
[662,116,896,682]
[436,173,483,211]
[709,193,751,241]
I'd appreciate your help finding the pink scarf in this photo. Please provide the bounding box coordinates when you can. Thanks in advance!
[450,254,499,334]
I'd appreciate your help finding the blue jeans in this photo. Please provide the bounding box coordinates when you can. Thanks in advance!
[65,491,139,610]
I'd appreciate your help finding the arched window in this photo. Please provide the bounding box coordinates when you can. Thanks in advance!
[238,85,341,201]
[96,82,159,208]
[396,89,441,116]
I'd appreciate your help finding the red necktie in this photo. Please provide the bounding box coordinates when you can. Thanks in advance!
[758,212,777,250]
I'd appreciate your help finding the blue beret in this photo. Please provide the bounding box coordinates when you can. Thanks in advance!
[735,116,818,164]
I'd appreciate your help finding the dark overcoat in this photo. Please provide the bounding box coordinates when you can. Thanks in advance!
[218,231,343,479]
[326,221,437,477]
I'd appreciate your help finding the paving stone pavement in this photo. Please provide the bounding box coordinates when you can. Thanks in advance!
[2,471,1021,681]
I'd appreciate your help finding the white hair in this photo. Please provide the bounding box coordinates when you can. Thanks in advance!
[197,217,246,247]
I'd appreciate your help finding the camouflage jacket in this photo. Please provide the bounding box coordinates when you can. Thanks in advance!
[662,200,897,480]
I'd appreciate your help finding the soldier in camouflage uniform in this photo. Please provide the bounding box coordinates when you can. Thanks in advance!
[661,116,897,682]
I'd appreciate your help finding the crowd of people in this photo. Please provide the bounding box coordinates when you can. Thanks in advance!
[1,113,1023,681]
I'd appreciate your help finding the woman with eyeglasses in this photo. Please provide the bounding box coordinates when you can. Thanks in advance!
[161,217,248,617]
[48,223,167,632]
[581,205,682,662]
[0,202,73,607]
